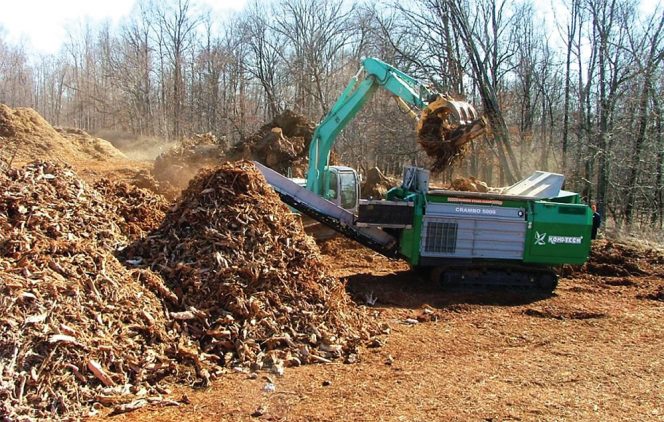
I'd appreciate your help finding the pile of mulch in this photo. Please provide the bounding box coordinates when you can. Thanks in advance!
[128,169,162,193]
[232,110,315,177]
[125,161,377,371]
[0,160,379,419]
[93,179,171,240]
[153,132,228,190]
[0,104,125,165]
[576,240,655,277]
[55,127,127,162]
[0,161,210,420]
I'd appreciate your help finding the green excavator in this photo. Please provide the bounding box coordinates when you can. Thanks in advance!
[254,57,593,290]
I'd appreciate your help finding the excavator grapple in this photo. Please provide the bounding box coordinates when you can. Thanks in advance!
[417,95,488,171]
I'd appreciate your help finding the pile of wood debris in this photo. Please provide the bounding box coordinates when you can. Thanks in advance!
[561,239,664,302]
[361,167,396,199]
[0,160,376,419]
[152,111,319,195]
[0,161,207,419]
[232,110,316,177]
[126,161,376,371]
[0,104,126,165]
[153,132,228,191]
[93,179,171,240]
[417,110,468,172]
[415,97,486,173]
[570,239,663,278]
[450,176,490,193]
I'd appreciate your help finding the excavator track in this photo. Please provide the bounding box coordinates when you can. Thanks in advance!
[427,264,558,291]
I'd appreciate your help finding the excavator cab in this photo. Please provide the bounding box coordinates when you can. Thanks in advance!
[323,166,360,212]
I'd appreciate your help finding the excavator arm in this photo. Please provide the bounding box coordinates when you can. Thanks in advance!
[306,57,486,195]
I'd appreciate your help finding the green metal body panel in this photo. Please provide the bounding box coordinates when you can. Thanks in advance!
[548,191,582,204]
[522,201,592,265]
[389,188,592,267]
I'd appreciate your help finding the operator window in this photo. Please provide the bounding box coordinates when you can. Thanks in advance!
[339,172,357,210]
[328,172,338,199]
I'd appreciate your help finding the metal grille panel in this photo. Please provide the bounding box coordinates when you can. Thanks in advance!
[420,214,527,259]
[424,221,458,253]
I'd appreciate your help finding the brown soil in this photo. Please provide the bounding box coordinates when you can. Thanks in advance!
[94,238,664,421]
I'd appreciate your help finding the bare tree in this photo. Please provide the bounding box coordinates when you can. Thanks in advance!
[558,0,581,171]
[623,9,664,226]
[445,0,521,184]
[241,2,286,118]
[157,0,200,138]
[270,0,357,117]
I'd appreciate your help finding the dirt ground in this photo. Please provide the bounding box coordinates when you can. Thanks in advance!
[91,236,663,422]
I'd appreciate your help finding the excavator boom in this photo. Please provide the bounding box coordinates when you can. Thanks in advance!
[306,57,486,195]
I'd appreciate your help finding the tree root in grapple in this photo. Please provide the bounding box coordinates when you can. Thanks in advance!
[417,113,468,172]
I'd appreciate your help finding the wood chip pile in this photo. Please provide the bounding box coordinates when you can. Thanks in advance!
[93,179,170,240]
[450,176,490,193]
[562,239,664,302]
[232,110,315,177]
[0,161,206,419]
[54,127,128,162]
[125,161,375,372]
[0,104,126,164]
[571,240,663,277]
[0,159,375,419]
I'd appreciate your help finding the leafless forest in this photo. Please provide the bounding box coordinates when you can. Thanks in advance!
[1,0,663,231]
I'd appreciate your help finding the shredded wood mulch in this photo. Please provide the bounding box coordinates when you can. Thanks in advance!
[93,179,170,241]
[1,160,375,420]
[561,239,664,301]
[125,161,376,371]
[0,161,207,420]
[0,104,125,165]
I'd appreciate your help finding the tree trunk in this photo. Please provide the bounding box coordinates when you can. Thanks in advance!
[446,0,521,183]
